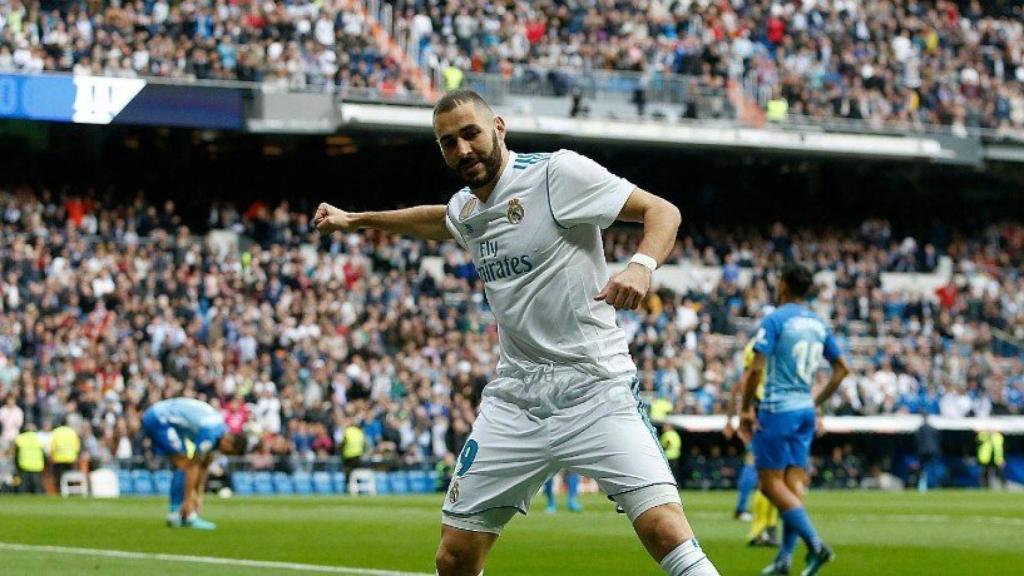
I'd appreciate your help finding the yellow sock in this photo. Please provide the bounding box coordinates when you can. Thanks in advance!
[748,490,769,540]
[765,496,780,529]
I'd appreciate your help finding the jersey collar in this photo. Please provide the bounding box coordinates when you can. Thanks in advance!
[479,150,517,207]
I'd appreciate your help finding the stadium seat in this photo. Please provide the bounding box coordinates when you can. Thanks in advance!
[131,470,154,496]
[427,470,441,492]
[374,471,391,495]
[348,469,376,495]
[89,469,119,498]
[407,470,429,494]
[389,471,410,495]
[60,471,88,497]
[252,472,274,495]
[273,471,294,495]
[153,470,173,495]
[312,471,333,495]
[292,472,312,495]
[330,472,348,494]
[117,470,134,496]
[232,472,254,496]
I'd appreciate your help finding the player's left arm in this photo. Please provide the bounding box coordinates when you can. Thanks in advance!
[595,188,681,310]
[813,331,849,408]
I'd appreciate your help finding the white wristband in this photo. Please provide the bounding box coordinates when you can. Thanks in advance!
[629,253,658,273]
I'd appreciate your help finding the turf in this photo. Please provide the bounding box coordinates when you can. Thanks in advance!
[1,490,1021,575]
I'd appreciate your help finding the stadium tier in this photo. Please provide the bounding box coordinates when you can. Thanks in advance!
[0,188,1021,490]
[1,0,1023,133]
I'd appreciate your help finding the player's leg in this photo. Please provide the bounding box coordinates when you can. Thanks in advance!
[168,457,188,526]
[565,472,582,512]
[142,411,189,527]
[753,409,810,573]
[544,476,557,513]
[783,409,832,576]
[764,492,781,545]
[630,501,719,575]
[748,489,771,545]
[735,462,757,520]
[435,524,497,576]
[557,382,719,575]
[438,392,553,575]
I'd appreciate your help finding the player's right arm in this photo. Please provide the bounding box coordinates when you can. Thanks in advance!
[313,203,453,241]
[738,352,765,442]
[181,458,204,517]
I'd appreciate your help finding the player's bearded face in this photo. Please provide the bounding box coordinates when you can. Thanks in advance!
[453,130,502,188]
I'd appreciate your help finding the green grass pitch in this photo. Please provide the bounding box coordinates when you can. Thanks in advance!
[1,490,1022,575]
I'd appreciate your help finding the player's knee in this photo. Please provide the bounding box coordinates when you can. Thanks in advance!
[634,503,692,558]
[435,543,483,576]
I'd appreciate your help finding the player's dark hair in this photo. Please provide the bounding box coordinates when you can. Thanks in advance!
[433,89,494,118]
[222,433,247,455]
[781,263,814,299]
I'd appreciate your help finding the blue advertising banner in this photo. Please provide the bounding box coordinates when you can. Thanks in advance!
[0,73,243,130]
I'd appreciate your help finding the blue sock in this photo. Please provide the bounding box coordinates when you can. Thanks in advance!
[777,517,798,564]
[566,473,579,502]
[544,478,555,508]
[170,470,185,512]
[736,466,757,512]
[781,507,821,553]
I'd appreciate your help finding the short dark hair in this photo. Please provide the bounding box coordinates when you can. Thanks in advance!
[221,433,247,455]
[433,89,494,118]
[781,263,814,299]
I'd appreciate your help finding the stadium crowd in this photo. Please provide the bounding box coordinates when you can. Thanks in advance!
[0,187,1021,487]
[0,0,421,93]
[0,1,1022,131]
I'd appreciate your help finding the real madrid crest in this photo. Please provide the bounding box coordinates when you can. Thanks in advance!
[459,198,478,221]
[506,198,525,224]
[448,479,460,504]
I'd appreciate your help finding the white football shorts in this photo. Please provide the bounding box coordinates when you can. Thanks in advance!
[441,377,678,533]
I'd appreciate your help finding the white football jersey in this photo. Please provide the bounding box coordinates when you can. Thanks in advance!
[444,150,638,401]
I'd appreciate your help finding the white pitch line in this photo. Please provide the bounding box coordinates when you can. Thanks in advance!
[0,541,434,576]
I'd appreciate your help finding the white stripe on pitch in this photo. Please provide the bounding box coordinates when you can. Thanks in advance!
[0,541,433,575]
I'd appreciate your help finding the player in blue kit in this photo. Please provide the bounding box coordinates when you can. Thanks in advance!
[740,265,849,576]
[544,471,583,513]
[142,398,246,530]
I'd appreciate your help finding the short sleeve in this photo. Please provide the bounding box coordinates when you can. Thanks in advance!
[445,196,471,250]
[546,150,635,229]
[823,329,842,362]
[752,314,779,356]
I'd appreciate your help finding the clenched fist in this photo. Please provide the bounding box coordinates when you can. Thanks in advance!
[313,203,355,234]
[594,263,652,310]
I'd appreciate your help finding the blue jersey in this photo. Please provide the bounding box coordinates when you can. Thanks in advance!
[753,303,842,413]
[146,398,227,456]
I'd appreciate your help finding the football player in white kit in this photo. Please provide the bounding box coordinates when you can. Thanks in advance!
[314,90,719,576]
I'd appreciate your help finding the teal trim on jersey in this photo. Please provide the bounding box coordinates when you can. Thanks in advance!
[544,159,569,230]
[513,152,550,170]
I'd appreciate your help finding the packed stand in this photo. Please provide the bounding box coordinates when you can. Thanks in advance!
[402,0,1024,132]
[0,0,420,94]
[0,187,1021,491]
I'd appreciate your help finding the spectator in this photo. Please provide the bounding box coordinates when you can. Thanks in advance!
[14,423,44,494]
[915,413,942,492]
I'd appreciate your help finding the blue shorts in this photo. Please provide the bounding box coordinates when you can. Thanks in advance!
[753,408,815,470]
[142,409,186,456]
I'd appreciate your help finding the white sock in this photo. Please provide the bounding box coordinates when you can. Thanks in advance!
[659,539,720,576]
